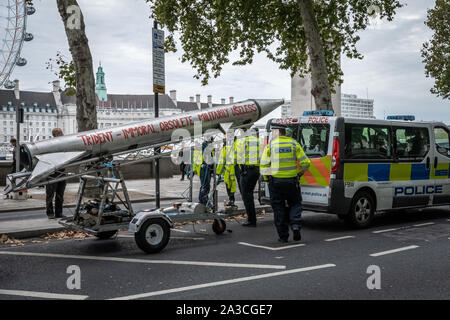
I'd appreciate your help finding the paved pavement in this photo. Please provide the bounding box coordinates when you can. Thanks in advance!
[0,176,233,239]
[0,206,448,300]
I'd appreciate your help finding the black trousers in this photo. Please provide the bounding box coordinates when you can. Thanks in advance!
[226,184,235,203]
[46,181,67,217]
[234,165,242,194]
[268,177,302,240]
[180,162,186,180]
[239,166,260,224]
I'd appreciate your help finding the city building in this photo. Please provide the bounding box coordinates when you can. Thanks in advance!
[290,57,342,117]
[279,94,375,119]
[0,90,58,144]
[280,100,292,118]
[341,93,375,118]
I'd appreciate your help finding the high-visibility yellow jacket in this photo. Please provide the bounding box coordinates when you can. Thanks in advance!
[216,145,237,193]
[234,135,260,166]
[260,136,311,178]
[193,148,203,176]
[193,143,216,176]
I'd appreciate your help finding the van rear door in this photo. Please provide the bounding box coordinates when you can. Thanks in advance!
[294,117,334,209]
[258,117,334,210]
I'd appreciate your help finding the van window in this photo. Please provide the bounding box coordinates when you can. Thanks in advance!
[345,124,392,160]
[434,127,450,157]
[394,127,430,160]
[291,124,330,158]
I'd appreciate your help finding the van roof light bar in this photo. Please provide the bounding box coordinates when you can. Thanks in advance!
[303,110,334,116]
[386,115,415,121]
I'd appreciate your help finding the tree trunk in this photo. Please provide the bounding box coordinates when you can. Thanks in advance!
[57,0,100,198]
[297,0,333,111]
[56,0,97,132]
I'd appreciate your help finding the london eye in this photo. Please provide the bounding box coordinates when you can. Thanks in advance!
[0,0,34,89]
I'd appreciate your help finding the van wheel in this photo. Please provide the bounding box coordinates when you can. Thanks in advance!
[134,218,170,253]
[347,191,375,228]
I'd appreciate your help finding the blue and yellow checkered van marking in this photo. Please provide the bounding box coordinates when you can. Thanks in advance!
[344,163,433,182]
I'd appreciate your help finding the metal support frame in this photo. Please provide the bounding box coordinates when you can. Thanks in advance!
[70,163,134,234]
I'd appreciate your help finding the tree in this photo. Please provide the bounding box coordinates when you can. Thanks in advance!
[56,0,97,132]
[148,0,403,111]
[421,0,449,100]
[46,51,77,96]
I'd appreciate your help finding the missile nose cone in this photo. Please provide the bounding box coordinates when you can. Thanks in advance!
[254,99,285,118]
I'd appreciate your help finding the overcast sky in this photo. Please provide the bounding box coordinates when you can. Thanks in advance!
[10,0,449,122]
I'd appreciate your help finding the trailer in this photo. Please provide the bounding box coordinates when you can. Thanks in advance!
[58,150,246,254]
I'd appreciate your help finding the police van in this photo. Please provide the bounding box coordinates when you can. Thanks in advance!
[260,112,450,228]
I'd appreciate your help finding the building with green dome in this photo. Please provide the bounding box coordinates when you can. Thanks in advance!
[95,63,107,102]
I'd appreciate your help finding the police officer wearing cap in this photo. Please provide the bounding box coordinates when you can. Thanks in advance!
[234,127,260,227]
[260,123,311,242]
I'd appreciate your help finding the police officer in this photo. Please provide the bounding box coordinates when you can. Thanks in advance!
[216,139,236,206]
[46,128,67,219]
[193,138,214,205]
[260,124,311,242]
[235,128,260,227]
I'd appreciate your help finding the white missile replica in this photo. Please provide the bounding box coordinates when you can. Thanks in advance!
[4,99,283,194]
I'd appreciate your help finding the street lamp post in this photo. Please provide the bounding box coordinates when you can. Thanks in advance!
[14,80,23,174]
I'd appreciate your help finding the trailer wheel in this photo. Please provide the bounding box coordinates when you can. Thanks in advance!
[347,191,375,228]
[212,219,226,235]
[96,230,118,240]
[134,218,170,253]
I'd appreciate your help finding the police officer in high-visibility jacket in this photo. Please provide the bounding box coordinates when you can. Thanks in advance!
[216,141,237,205]
[235,128,261,227]
[193,139,214,205]
[260,123,311,242]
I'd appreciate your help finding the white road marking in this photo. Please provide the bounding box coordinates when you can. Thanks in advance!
[370,245,419,257]
[0,289,88,300]
[172,229,190,233]
[372,228,400,234]
[109,263,336,300]
[117,234,204,240]
[324,236,355,242]
[0,251,285,270]
[413,222,435,227]
[238,242,305,251]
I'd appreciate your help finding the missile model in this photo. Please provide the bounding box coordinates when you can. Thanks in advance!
[4,99,283,194]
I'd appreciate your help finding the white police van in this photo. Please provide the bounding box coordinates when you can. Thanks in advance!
[260,112,450,228]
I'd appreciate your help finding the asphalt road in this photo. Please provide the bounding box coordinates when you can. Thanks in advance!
[0,206,449,300]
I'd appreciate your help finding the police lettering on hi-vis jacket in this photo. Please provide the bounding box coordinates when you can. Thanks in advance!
[234,128,261,227]
[260,123,311,243]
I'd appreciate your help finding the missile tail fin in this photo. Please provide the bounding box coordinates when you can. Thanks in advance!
[27,151,87,187]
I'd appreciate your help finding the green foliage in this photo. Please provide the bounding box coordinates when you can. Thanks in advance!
[46,52,77,96]
[147,0,403,87]
[421,0,449,100]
